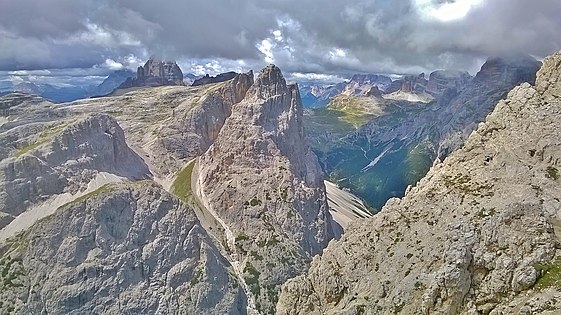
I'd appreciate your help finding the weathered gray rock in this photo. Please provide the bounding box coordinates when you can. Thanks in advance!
[277,52,561,314]
[152,71,254,174]
[0,114,150,229]
[197,65,336,313]
[0,181,247,314]
[425,70,472,97]
[119,57,184,89]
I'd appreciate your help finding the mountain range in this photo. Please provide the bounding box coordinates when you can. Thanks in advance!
[305,55,541,210]
[0,51,560,314]
[0,59,203,103]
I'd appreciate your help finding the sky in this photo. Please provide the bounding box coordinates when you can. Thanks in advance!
[0,0,560,86]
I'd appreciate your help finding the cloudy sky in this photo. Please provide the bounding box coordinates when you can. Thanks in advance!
[1,0,560,86]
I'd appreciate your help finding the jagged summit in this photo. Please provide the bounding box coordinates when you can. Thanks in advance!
[197,64,335,313]
[118,57,184,89]
[245,64,289,100]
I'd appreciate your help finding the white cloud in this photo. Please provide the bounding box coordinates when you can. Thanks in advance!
[272,30,283,41]
[62,22,142,48]
[415,0,485,22]
[288,72,345,83]
[257,39,275,64]
[102,59,124,70]
[9,69,51,76]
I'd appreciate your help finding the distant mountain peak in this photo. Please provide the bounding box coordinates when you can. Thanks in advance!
[191,71,238,86]
[118,58,184,89]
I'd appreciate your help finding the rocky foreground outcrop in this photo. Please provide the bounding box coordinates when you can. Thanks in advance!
[0,181,247,314]
[197,65,336,313]
[277,52,561,314]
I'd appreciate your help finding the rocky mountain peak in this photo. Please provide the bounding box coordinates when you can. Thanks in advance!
[118,57,184,89]
[364,85,382,97]
[196,64,335,313]
[474,55,541,86]
[246,64,289,100]
[425,70,471,96]
[400,73,428,93]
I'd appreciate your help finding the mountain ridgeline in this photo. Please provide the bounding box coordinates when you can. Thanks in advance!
[0,50,560,315]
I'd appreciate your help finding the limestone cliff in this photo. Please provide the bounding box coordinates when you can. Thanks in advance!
[0,114,150,232]
[196,65,336,313]
[152,71,254,174]
[425,70,472,97]
[277,52,561,314]
[0,181,247,314]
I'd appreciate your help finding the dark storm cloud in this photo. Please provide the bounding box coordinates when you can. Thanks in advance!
[262,0,561,74]
[0,0,560,76]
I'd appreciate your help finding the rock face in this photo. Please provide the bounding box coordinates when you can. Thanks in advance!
[400,73,428,94]
[0,181,247,314]
[192,72,238,86]
[0,114,150,230]
[152,71,254,174]
[278,52,561,314]
[197,65,336,313]
[119,58,184,89]
[364,85,382,98]
[425,70,472,97]
[475,56,541,85]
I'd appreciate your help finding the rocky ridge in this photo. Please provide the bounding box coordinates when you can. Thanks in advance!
[192,72,239,86]
[278,52,561,314]
[0,181,248,314]
[196,65,336,313]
